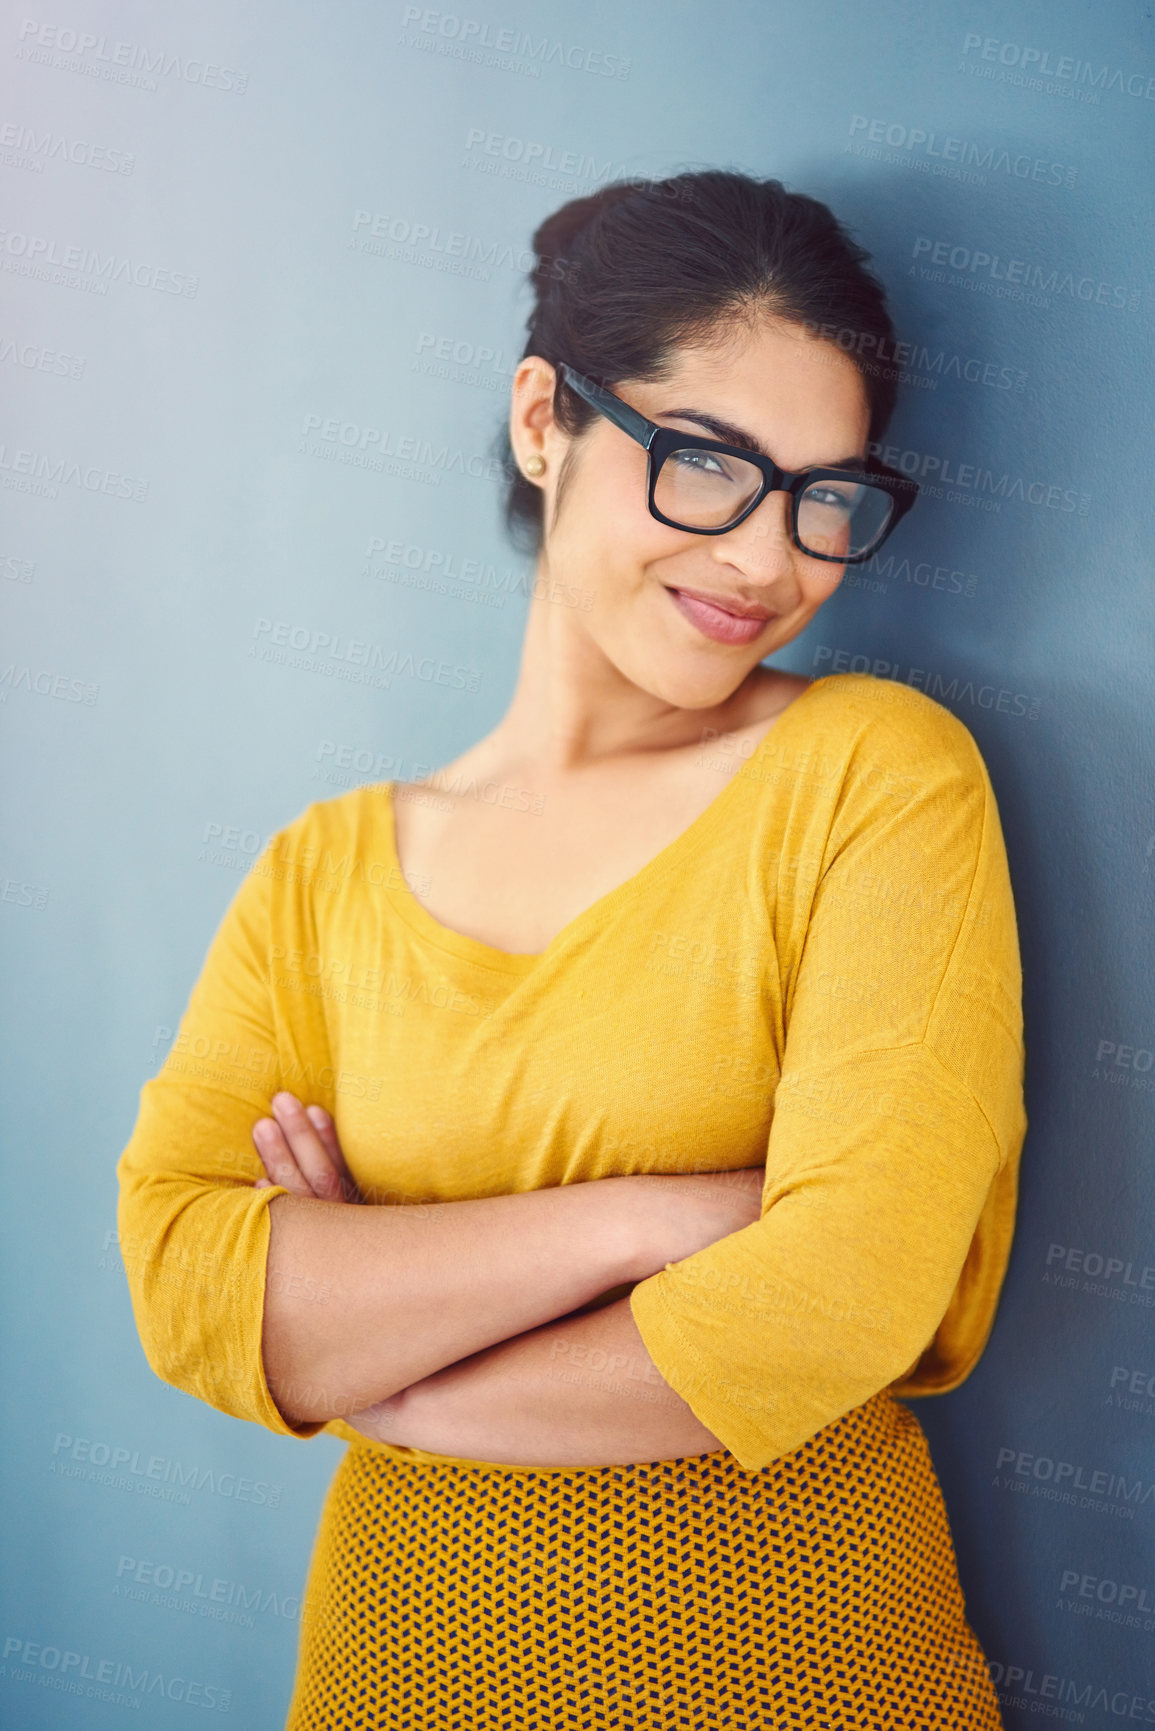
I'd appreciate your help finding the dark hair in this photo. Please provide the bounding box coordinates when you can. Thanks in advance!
[495,168,901,557]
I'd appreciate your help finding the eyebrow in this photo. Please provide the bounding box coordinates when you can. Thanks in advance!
[658,405,866,470]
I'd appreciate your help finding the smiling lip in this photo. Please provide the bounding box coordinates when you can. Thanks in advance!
[665,585,778,645]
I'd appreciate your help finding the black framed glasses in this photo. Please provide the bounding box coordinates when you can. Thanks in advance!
[556,362,918,565]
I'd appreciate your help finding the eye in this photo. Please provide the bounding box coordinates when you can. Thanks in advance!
[804,486,856,512]
[671,448,727,475]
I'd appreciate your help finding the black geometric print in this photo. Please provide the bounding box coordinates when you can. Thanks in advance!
[285,1389,1003,1730]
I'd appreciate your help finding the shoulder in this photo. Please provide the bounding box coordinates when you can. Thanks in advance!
[256,782,395,890]
[794,672,990,792]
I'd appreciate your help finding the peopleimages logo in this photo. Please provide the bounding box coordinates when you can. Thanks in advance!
[865,438,1090,516]
[349,209,576,284]
[249,617,482,693]
[398,8,631,79]
[0,335,86,380]
[811,646,1041,722]
[847,115,1077,187]
[0,121,136,175]
[798,319,1025,396]
[960,33,1155,101]
[0,664,99,704]
[2,1635,231,1712]
[1058,1565,1155,1617]
[460,128,660,197]
[0,226,198,296]
[0,440,148,501]
[49,1432,282,1507]
[986,1657,1155,1719]
[911,237,1140,313]
[993,1444,1155,1513]
[15,19,249,93]
[115,1555,302,1624]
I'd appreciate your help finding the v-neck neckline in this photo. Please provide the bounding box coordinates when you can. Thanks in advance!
[378,678,823,976]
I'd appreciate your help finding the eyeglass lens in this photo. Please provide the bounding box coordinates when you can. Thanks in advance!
[654,447,895,558]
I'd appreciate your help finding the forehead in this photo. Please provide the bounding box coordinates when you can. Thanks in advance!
[634,315,870,462]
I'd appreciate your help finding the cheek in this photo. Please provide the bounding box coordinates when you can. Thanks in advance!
[557,445,666,567]
[584,442,649,529]
[797,559,847,609]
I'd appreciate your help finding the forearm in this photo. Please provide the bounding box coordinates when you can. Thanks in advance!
[261,1181,648,1425]
[349,1295,726,1468]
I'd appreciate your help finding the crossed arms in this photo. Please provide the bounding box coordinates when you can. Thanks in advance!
[254,1090,767,1468]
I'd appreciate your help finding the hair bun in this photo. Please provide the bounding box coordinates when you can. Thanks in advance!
[531,182,641,272]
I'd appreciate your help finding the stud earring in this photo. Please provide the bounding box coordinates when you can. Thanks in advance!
[524,454,546,478]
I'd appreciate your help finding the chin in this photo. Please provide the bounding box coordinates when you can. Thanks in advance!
[634,655,756,714]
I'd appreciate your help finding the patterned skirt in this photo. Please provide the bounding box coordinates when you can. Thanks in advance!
[285,1388,1003,1730]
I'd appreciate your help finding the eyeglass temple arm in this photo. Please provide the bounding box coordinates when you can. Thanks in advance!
[556,363,657,450]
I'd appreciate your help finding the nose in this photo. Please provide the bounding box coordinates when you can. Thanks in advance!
[710,488,800,580]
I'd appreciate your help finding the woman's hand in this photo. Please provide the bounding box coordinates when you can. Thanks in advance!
[251,1092,362,1203]
[252,1092,389,1443]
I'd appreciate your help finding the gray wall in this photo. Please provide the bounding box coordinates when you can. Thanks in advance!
[2,1,1153,1724]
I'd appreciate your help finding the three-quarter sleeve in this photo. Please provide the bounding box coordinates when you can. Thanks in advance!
[628,693,1028,1474]
[116,832,324,1439]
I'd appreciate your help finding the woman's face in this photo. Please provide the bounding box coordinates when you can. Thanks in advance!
[512,314,872,712]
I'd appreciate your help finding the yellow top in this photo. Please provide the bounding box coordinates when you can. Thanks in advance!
[117,671,1027,1475]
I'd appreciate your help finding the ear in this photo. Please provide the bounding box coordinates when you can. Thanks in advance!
[510,355,561,470]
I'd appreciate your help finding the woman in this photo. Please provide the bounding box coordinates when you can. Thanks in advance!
[118,170,1027,1728]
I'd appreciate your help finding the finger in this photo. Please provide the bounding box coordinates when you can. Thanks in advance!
[270,1092,346,1201]
[305,1104,361,1202]
[305,1104,346,1172]
[252,1118,315,1198]
[257,1102,354,1204]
